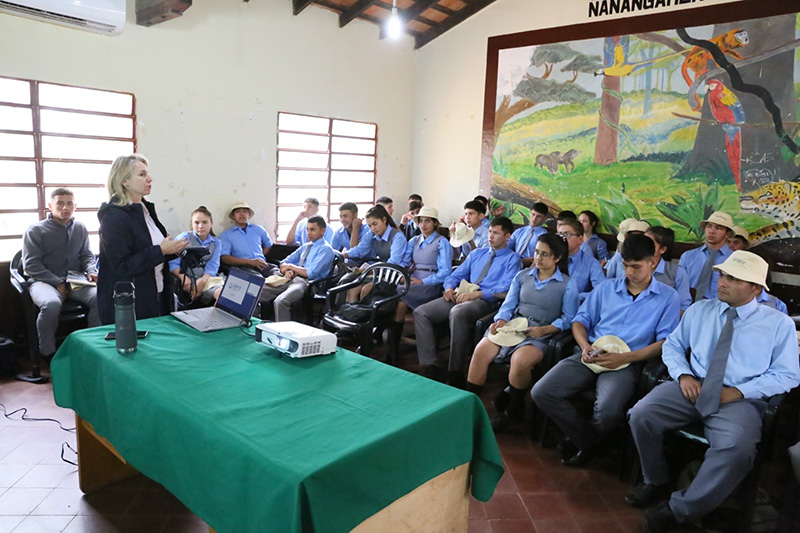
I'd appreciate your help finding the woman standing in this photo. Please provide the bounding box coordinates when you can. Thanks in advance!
[97,154,188,324]
[466,232,579,432]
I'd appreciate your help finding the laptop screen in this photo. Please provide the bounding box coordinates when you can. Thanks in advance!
[215,268,265,320]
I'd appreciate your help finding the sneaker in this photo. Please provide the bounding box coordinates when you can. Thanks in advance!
[643,501,678,532]
[490,411,511,432]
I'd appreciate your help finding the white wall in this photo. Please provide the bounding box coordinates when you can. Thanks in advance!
[0,0,416,236]
[411,0,747,224]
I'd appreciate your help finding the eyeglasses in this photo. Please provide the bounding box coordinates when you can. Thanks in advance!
[532,249,553,258]
[557,232,579,239]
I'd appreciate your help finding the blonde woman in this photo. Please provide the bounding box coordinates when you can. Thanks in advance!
[97,154,188,324]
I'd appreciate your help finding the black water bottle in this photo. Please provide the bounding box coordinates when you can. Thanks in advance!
[113,281,137,354]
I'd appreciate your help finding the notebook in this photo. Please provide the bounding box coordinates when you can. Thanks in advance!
[171,268,264,332]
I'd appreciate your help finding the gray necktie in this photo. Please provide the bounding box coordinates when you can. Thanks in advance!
[520,227,535,256]
[298,245,312,267]
[694,248,719,302]
[695,307,737,417]
[476,250,496,284]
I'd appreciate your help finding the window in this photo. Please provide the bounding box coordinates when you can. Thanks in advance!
[276,112,377,240]
[0,75,136,261]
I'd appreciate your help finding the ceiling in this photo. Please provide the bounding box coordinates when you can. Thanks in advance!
[290,0,499,48]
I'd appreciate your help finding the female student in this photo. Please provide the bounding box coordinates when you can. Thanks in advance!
[578,210,609,266]
[168,206,224,306]
[465,232,579,432]
[387,207,453,360]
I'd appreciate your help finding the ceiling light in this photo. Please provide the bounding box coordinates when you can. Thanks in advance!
[387,0,402,39]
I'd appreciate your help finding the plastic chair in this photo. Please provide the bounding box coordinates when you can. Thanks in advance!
[302,252,345,326]
[322,263,410,357]
[9,251,89,383]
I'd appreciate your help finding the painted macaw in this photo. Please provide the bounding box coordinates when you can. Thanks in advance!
[705,79,745,192]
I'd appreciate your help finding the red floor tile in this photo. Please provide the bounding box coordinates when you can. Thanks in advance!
[520,493,570,520]
[483,494,530,520]
[489,518,537,532]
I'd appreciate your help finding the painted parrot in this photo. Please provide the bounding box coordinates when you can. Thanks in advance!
[705,79,745,192]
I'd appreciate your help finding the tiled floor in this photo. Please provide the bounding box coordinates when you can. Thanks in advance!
[0,336,790,532]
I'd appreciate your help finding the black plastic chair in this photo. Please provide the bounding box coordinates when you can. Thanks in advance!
[302,252,345,326]
[629,358,786,533]
[9,251,89,383]
[322,263,409,357]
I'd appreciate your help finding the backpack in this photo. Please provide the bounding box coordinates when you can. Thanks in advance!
[335,281,398,322]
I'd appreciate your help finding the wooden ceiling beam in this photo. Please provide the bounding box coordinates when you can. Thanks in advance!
[429,4,455,15]
[402,0,439,20]
[339,0,379,27]
[414,0,498,48]
[292,0,314,15]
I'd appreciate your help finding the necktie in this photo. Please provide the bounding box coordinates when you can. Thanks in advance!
[695,307,737,417]
[476,250,496,284]
[519,227,535,256]
[694,248,719,302]
[298,245,312,267]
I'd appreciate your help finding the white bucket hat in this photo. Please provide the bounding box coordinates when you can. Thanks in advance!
[699,211,734,232]
[731,226,750,243]
[414,206,440,225]
[582,335,632,374]
[454,279,480,295]
[264,274,291,287]
[713,250,769,290]
[487,317,529,347]
[228,201,254,220]
[450,222,476,247]
[618,220,651,242]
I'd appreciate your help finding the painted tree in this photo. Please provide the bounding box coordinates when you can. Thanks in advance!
[594,36,624,165]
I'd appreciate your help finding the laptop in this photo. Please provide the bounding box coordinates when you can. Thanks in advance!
[171,268,265,332]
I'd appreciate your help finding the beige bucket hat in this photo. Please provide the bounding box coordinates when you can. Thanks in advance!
[487,317,529,347]
[713,250,769,290]
[264,274,291,287]
[731,226,750,243]
[617,220,651,242]
[582,335,632,374]
[414,206,439,225]
[454,279,480,295]
[450,222,476,247]
[228,201,254,220]
[699,211,734,232]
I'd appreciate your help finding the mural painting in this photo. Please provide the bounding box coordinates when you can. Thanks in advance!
[486,11,800,248]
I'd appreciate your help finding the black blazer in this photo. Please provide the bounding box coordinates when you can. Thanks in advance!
[97,198,173,325]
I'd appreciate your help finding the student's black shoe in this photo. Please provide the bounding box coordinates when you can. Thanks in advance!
[643,501,678,533]
[448,371,466,390]
[490,411,511,432]
[624,482,669,508]
[557,438,578,461]
[492,387,510,413]
[422,365,446,383]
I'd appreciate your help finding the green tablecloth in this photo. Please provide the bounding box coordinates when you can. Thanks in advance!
[52,317,503,532]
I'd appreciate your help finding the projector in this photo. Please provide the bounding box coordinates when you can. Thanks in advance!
[255,321,337,358]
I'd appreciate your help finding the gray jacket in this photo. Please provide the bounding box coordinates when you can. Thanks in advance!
[22,215,96,287]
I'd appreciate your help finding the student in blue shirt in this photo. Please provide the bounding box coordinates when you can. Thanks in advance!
[677,211,734,302]
[626,251,799,532]
[284,197,333,246]
[557,218,605,302]
[330,202,370,252]
[474,195,492,229]
[260,216,335,322]
[387,206,453,361]
[451,200,489,259]
[507,202,549,267]
[578,210,609,266]
[605,219,649,279]
[169,206,223,306]
[466,232,580,432]
[531,234,680,467]
[398,199,422,241]
[414,217,522,387]
[219,202,275,277]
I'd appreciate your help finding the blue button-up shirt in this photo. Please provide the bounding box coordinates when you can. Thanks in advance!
[678,243,732,300]
[495,268,580,331]
[481,217,490,229]
[568,247,606,302]
[605,252,622,279]
[168,232,221,276]
[281,238,335,282]
[294,218,334,246]
[219,223,273,261]
[345,226,409,266]
[444,246,521,302]
[331,224,370,252]
[609,257,692,312]
[402,233,453,285]
[508,225,548,258]
[580,233,609,262]
[663,298,799,399]
[574,277,680,352]
[460,224,489,259]
[758,289,788,314]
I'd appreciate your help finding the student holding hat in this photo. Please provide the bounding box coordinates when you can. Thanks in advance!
[626,251,799,532]
[387,206,453,360]
[605,219,650,279]
[219,201,275,277]
[450,200,488,260]
[531,234,680,467]
[466,232,579,432]
[507,202,549,267]
[678,211,734,302]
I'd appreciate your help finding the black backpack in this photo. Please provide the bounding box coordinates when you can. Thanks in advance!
[335,281,398,322]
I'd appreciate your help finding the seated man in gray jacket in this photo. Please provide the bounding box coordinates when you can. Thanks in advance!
[22,188,100,359]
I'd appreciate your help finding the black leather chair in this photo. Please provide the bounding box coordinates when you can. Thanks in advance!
[322,263,409,357]
[302,252,345,326]
[9,251,89,383]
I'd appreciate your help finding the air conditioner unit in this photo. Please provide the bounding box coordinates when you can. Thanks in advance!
[0,0,125,35]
